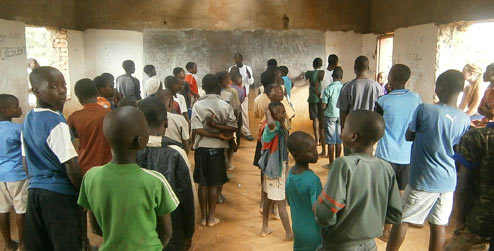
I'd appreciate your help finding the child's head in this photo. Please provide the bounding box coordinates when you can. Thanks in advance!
[100,72,115,84]
[341,110,385,150]
[0,94,22,120]
[483,63,494,83]
[164,76,181,94]
[234,53,243,66]
[268,101,286,124]
[155,89,174,111]
[185,62,197,74]
[173,67,186,79]
[328,54,339,70]
[354,56,370,75]
[287,131,318,164]
[122,60,135,74]
[388,64,411,90]
[312,58,323,69]
[117,98,137,108]
[462,63,482,84]
[215,71,231,89]
[202,74,221,95]
[74,78,98,105]
[103,106,149,154]
[332,66,343,81]
[265,83,284,102]
[138,97,168,136]
[143,65,156,77]
[279,66,289,77]
[267,59,278,70]
[261,70,276,89]
[29,66,67,111]
[377,72,387,85]
[93,75,114,98]
[435,70,465,103]
[231,72,242,85]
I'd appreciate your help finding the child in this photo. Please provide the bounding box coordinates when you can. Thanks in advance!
[386,70,471,251]
[160,90,191,155]
[305,58,325,152]
[67,78,112,175]
[136,97,195,251]
[258,101,293,241]
[185,62,200,99]
[321,66,344,165]
[165,76,188,120]
[478,63,494,122]
[230,71,246,146]
[116,60,141,102]
[280,66,293,106]
[315,110,402,250]
[0,94,26,251]
[23,66,83,250]
[320,54,339,98]
[191,74,237,227]
[230,54,254,141]
[144,64,157,79]
[174,67,192,117]
[285,131,322,250]
[374,64,421,241]
[94,75,115,109]
[377,72,388,95]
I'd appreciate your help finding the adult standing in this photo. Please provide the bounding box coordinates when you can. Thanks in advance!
[230,53,254,141]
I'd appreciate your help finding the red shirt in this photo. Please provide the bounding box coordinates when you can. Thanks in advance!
[67,103,112,174]
[185,73,198,96]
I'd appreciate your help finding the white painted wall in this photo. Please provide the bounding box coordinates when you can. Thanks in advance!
[361,33,378,79]
[84,29,144,86]
[325,31,363,83]
[393,23,439,104]
[0,19,28,121]
[63,29,86,117]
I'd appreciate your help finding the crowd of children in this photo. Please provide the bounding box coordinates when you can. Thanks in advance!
[0,52,493,251]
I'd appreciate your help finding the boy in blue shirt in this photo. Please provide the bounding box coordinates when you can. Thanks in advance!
[321,66,344,165]
[0,94,26,251]
[387,70,471,251]
[286,131,322,251]
[23,66,83,250]
[280,66,293,106]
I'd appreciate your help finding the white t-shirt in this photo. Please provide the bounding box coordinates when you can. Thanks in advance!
[321,69,333,98]
[165,112,190,143]
[174,94,188,115]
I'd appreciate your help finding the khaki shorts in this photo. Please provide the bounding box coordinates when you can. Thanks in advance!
[263,164,286,201]
[0,179,28,214]
[444,229,490,251]
[401,186,454,225]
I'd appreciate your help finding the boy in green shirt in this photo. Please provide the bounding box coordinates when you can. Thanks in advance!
[305,58,325,151]
[78,106,179,251]
[315,110,402,250]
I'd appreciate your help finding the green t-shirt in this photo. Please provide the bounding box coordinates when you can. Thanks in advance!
[305,70,322,103]
[78,162,179,251]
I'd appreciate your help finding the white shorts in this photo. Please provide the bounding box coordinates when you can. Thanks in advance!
[0,179,29,214]
[263,164,286,201]
[401,186,454,226]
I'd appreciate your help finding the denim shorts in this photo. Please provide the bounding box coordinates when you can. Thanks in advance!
[324,117,342,144]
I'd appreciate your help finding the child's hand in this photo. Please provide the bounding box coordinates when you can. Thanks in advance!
[264,107,271,117]
[218,133,233,141]
[206,114,217,127]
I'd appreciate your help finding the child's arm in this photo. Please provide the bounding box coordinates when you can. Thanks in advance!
[182,139,190,155]
[455,164,474,230]
[265,108,276,131]
[315,71,324,97]
[206,114,237,133]
[339,110,349,130]
[65,157,83,190]
[157,214,173,247]
[385,173,403,224]
[193,128,233,141]
[406,104,421,141]
[478,95,493,120]
[88,210,102,236]
[314,160,347,227]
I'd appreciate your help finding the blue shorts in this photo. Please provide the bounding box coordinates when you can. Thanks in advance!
[324,117,342,144]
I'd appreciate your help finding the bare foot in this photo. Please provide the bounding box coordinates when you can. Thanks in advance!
[271,211,280,220]
[201,218,207,226]
[207,217,220,227]
[260,228,274,237]
[284,232,294,241]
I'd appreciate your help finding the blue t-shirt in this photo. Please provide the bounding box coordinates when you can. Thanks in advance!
[22,108,79,195]
[282,76,292,97]
[408,103,470,192]
[321,81,343,118]
[376,89,421,164]
[0,121,27,182]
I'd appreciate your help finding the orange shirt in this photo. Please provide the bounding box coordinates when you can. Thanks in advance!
[185,73,198,96]
[67,103,112,174]
[97,96,111,110]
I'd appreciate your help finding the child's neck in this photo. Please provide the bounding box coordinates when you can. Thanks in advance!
[334,78,342,82]
[437,94,459,107]
[81,97,97,105]
[356,72,367,79]
[111,150,137,164]
[350,144,374,156]
[37,101,61,112]
[148,127,164,137]
[291,162,309,174]
[391,83,406,90]
[125,72,132,76]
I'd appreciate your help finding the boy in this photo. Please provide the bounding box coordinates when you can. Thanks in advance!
[286,131,322,250]
[444,123,494,250]
[478,63,494,122]
[23,66,83,250]
[116,60,141,102]
[280,66,293,106]
[377,72,388,95]
[165,76,188,120]
[230,53,254,141]
[0,94,26,251]
[321,66,344,165]
[230,71,246,146]
[386,70,471,251]
[67,78,112,175]
[259,102,293,241]
[144,65,162,97]
[305,58,325,152]
[374,64,421,241]
[144,64,157,79]
[337,56,383,155]
[320,54,339,98]
[191,74,237,227]
[174,67,192,117]
[94,75,115,109]
[160,90,191,155]
[315,110,402,250]
[136,97,195,251]
[185,62,200,98]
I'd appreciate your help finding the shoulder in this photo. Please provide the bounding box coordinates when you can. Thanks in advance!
[84,166,104,180]
[140,168,170,187]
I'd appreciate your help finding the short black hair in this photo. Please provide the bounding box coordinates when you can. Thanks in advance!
[313,58,323,69]
[234,53,243,58]
[122,60,135,71]
[267,59,278,69]
[261,70,276,88]
[164,76,179,89]
[231,72,242,82]
[346,110,385,146]
[264,83,280,95]
[268,101,283,110]
[287,131,314,154]
[117,98,137,108]
[436,69,465,93]
[202,74,220,94]
[328,54,339,66]
[215,71,230,85]
[185,62,196,71]
[100,73,114,82]
[173,67,185,76]
[354,56,369,72]
[0,94,18,110]
[143,65,155,76]
[137,97,167,128]
[29,66,61,89]
[279,66,289,76]
[74,78,98,101]
[389,64,411,84]
[332,66,343,79]
[93,76,109,90]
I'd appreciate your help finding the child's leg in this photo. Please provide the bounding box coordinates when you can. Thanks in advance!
[379,224,392,242]
[260,195,274,237]
[328,144,335,164]
[313,118,320,146]
[386,223,408,251]
[259,172,264,209]
[207,186,220,227]
[429,224,446,251]
[276,200,293,241]
[319,117,326,156]
[0,212,16,250]
[335,144,342,159]
[198,185,208,226]
[15,213,25,248]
